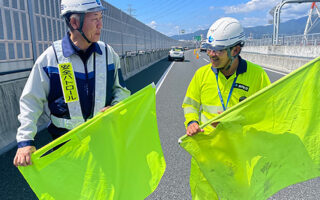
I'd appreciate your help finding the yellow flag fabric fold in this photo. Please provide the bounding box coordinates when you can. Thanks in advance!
[19,84,166,200]
[179,57,320,200]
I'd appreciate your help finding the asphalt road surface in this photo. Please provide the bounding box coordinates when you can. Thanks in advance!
[0,50,319,199]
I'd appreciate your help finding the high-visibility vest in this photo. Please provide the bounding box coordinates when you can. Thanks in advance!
[51,40,110,130]
[182,58,271,132]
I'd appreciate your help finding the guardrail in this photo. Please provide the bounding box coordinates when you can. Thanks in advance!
[245,33,320,46]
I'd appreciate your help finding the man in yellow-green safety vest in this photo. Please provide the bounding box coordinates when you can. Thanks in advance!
[182,17,271,199]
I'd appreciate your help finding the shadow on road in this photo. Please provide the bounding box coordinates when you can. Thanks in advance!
[125,58,172,94]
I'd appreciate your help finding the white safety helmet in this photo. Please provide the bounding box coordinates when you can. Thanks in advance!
[61,0,106,16]
[61,0,105,43]
[205,17,245,51]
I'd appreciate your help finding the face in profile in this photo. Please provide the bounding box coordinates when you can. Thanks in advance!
[82,11,103,43]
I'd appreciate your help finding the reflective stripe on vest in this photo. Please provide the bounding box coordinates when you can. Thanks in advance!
[200,113,210,124]
[105,45,115,106]
[202,104,223,114]
[51,40,107,130]
[184,107,199,115]
[183,96,200,109]
[94,41,107,115]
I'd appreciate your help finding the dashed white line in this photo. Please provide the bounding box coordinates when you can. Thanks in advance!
[156,61,175,94]
[263,67,288,76]
[203,58,210,63]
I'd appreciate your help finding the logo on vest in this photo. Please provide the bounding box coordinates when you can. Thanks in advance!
[234,83,249,92]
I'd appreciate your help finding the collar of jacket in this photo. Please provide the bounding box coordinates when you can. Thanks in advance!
[61,32,103,58]
[211,56,247,76]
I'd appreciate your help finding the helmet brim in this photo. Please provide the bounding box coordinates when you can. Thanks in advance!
[204,40,245,51]
[87,6,106,13]
[204,43,226,51]
[61,6,106,17]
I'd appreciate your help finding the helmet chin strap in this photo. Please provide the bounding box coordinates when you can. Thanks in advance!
[77,14,92,44]
[223,47,239,71]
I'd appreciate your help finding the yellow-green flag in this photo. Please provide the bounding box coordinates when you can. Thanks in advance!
[19,84,166,200]
[179,57,320,200]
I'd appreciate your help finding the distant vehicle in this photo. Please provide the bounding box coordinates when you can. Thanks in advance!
[184,47,189,50]
[168,46,184,61]
[200,43,207,52]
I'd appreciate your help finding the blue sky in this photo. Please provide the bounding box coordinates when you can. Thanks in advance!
[106,0,313,36]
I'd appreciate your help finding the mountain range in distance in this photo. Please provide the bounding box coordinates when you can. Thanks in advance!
[170,16,320,40]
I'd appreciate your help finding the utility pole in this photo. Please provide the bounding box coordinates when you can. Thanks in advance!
[181,29,185,41]
[127,4,136,18]
[304,2,320,41]
[273,0,319,45]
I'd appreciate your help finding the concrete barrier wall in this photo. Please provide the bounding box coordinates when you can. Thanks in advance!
[0,50,169,150]
[241,46,318,72]
[240,52,312,73]
[0,79,50,151]
[243,46,319,58]
[121,50,169,79]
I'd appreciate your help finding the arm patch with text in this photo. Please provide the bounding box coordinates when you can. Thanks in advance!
[58,63,79,103]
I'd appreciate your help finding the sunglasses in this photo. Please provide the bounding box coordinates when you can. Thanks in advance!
[206,49,226,56]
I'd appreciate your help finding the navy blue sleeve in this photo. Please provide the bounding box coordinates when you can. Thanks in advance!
[187,120,199,127]
[17,140,35,148]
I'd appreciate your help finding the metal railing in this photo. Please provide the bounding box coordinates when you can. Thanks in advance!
[245,33,320,46]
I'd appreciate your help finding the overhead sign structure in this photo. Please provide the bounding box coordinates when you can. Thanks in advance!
[194,36,201,41]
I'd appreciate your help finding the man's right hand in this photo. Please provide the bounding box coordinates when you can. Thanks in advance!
[13,146,36,167]
[186,122,204,136]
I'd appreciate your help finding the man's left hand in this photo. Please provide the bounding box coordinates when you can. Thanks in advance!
[211,111,222,127]
[211,122,220,127]
[100,106,112,112]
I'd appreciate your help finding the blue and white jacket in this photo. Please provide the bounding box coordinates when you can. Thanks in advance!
[16,34,131,147]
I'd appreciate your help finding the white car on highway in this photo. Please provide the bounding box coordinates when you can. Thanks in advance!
[200,43,207,52]
[168,46,184,61]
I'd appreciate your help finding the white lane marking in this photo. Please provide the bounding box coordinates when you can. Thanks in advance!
[263,67,288,76]
[156,61,175,94]
[203,58,210,63]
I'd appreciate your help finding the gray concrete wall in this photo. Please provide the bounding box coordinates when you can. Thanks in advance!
[121,50,169,79]
[0,50,169,150]
[241,46,319,73]
[243,46,319,58]
[0,79,50,151]
[0,60,34,82]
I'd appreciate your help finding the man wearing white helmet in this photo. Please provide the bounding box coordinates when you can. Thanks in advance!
[182,17,271,199]
[14,0,130,167]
